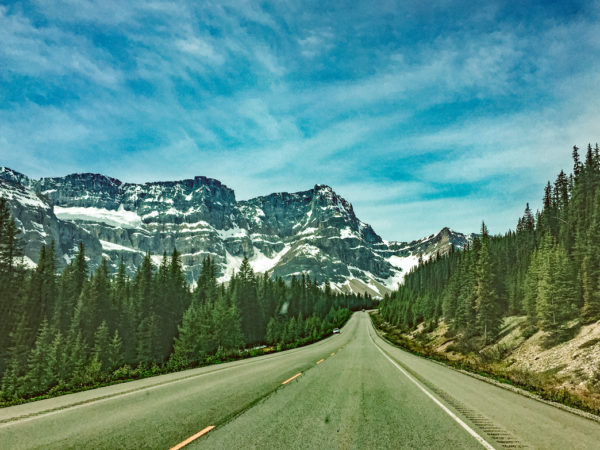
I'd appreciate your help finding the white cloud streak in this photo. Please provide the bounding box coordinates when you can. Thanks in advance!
[1,1,600,241]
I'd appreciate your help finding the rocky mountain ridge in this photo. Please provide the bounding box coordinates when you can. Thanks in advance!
[0,167,473,297]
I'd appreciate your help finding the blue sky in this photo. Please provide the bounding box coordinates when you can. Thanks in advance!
[1,0,599,241]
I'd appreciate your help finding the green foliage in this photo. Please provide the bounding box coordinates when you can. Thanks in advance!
[0,202,371,402]
[380,143,600,350]
[24,320,53,395]
[170,302,206,367]
[0,198,25,375]
[476,230,501,344]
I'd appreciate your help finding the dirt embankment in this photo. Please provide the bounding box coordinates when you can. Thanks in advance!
[372,312,600,416]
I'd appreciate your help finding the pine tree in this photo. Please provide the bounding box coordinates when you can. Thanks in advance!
[108,330,124,373]
[266,317,281,344]
[67,331,88,386]
[0,197,22,271]
[25,320,53,394]
[47,331,67,388]
[442,268,461,325]
[1,317,30,399]
[26,243,57,346]
[157,248,189,361]
[197,256,218,304]
[52,243,88,335]
[234,258,262,345]
[136,314,159,366]
[134,254,157,365]
[135,253,155,315]
[582,188,600,322]
[212,292,245,350]
[475,225,500,344]
[112,257,135,363]
[171,303,204,367]
[0,198,24,374]
[287,316,298,343]
[77,259,111,345]
[536,238,576,341]
[573,145,582,178]
[522,204,535,232]
[455,255,477,333]
[93,321,111,377]
[523,249,541,326]
[1,357,22,399]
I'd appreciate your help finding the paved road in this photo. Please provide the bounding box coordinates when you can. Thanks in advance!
[1,312,600,449]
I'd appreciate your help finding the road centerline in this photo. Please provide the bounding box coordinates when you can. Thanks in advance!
[0,328,353,429]
[282,373,302,385]
[170,425,215,450]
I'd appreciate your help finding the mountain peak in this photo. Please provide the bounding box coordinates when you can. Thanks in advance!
[138,175,231,191]
[0,167,31,185]
[439,226,452,234]
[312,184,354,214]
[1,168,468,298]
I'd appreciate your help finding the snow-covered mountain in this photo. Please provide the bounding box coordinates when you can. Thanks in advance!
[0,167,473,297]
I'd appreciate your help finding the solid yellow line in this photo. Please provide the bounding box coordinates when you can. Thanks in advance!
[316,359,324,364]
[170,425,215,450]
[282,372,302,385]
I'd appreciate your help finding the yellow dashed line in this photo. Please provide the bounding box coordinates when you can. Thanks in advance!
[282,372,302,385]
[170,425,215,450]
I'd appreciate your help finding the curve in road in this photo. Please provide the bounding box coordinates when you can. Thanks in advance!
[2,312,600,449]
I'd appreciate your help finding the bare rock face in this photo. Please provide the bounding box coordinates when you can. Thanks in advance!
[0,167,472,297]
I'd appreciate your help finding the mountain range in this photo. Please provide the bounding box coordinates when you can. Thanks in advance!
[0,167,473,297]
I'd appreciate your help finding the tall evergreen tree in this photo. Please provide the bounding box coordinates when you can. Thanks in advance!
[93,321,112,377]
[0,198,25,373]
[234,258,262,345]
[475,224,500,344]
[24,320,53,394]
[582,189,600,322]
[536,240,576,341]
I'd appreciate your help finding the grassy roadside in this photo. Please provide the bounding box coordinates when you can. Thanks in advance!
[369,310,600,418]
[0,313,353,409]
[0,345,277,409]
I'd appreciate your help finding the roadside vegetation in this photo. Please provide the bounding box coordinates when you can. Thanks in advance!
[371,311,600,416]
[376,143,600,415]
[0,200,374,406]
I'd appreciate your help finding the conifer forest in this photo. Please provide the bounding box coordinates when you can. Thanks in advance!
[380,144,600,348]
[0,213,373,403]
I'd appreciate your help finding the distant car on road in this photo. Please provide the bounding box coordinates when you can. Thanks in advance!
[332,328,340,334]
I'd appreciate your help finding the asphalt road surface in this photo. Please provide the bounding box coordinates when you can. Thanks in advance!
[2,312,600,449]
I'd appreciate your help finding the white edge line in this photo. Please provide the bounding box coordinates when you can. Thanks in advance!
[369,325,496,450]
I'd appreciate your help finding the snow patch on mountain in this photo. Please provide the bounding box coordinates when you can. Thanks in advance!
[22,255,38,269]
[99,240,142,253]
[218,250,243,283]
[387,254,420,273]
[54,206,142,228]
[340,226,356,239]
[2,169,472,298]
[0,184,48,209]
[218,227,248,239]
[248,244,291,274]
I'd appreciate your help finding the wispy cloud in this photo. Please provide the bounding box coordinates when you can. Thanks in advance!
[1,0,599,241]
